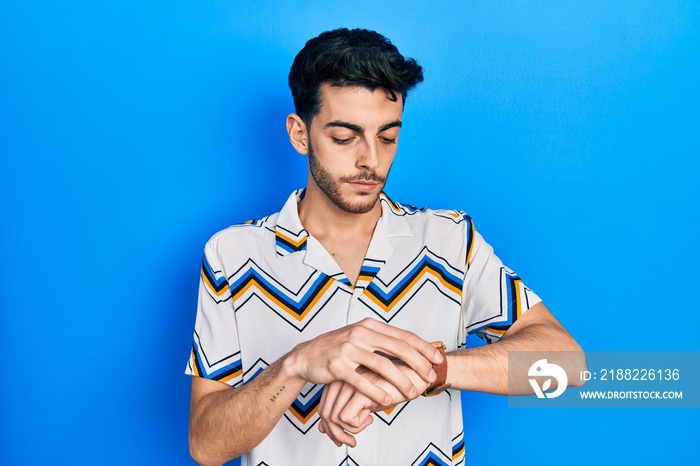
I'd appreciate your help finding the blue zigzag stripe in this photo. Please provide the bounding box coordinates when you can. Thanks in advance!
[230,268,332,318]
[358,264,380,278]
[192,339,242,381]
[491,270,521,329]
[412,442,451,466]
[452,440,465,458]
[202,255,229,294]
[289,387,324,419]
[364,255,462,305]
[418,452,450,466]
[462,213,474,265]
[276,235,307,253]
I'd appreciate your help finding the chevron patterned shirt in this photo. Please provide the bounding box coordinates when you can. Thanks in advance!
[186,189,541,466]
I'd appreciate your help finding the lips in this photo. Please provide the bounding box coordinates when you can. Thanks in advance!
[349,181,379,192]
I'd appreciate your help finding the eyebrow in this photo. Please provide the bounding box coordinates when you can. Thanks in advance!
[379,120,402,132]
[324,120,402,134]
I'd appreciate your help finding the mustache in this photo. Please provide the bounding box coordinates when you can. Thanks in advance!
[341,173,386,183]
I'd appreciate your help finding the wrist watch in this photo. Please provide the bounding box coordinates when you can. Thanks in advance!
[423,341,451,397]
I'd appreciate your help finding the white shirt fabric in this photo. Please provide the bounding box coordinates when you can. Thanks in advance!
[186,190,541,466]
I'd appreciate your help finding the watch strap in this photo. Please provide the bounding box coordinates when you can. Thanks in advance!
[423,341,451,397]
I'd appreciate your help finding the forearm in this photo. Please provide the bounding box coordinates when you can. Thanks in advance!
[447,304,585,394]
[189,319,443,459]
[189,356,306,466]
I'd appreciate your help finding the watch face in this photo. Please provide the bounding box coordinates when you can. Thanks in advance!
[432,341,447,351]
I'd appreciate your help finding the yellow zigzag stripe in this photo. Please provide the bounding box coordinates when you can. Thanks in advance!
[233,277,334,322]
[364,266,461,313]
[276,230,307,248]
[202,269,229,297]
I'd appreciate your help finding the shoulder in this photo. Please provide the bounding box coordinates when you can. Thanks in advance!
[380,194,474,228]
[379,195,478,262]
[204,212,279,257]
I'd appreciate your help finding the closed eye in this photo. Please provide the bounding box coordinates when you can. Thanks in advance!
[381,137,397,144]
[332,137,352,145]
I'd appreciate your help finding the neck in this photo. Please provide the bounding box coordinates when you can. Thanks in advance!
[298,184,382,239]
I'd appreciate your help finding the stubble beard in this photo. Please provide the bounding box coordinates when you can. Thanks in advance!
[307,142,387,215]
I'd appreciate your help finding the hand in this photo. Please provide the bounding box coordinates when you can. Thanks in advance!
[317,362,431,447]
[287,318,441,407]
[318,379,376,447]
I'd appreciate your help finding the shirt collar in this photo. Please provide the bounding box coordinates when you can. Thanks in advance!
[377,192,413,238]
[273,190,413,259]
[274,189,309,257]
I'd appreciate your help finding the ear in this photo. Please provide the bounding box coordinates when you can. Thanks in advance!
[286,114,309,155]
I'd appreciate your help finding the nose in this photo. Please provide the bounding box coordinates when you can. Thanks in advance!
[357,139,380,171]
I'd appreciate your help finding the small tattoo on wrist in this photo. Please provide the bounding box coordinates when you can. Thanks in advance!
[270,385,286,402]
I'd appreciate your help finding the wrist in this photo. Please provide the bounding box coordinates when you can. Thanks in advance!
[280,346,308,385]
[423,342,451,396]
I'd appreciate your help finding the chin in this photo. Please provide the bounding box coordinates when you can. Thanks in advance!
[336,192,381,214]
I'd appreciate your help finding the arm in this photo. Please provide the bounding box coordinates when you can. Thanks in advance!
[446,302,586,394]
[189,356,305,466]
[188,318,443,465]
[449,221,588,392]
[317,302,586,446]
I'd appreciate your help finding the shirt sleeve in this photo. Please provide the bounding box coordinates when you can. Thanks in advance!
[458,217,541,345]
[184,239,243,387]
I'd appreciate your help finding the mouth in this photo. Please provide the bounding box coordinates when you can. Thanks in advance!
[344,173,384,185]
[347,180,381,192]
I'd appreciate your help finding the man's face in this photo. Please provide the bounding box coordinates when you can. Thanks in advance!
[306,84,404,214]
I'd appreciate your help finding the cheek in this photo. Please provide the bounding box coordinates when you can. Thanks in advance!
[313,147,352,174]
[319,142,357,164]
[379,147,397,168]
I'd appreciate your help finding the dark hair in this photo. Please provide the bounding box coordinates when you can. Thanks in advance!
[288,28,424,126]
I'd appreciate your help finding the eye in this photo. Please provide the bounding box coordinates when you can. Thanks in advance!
[381,137,397,145]
[332,137,352,145]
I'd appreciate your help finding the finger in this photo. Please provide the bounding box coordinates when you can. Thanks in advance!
[324,417,357,447]
[336,406,372,434]
[318,382,340,422]
[333,384,371,429]
[319,384,343,448]
[355,319,440,382]
[318,383,329,417]
[319,383,357,447]
[355,410,374,432]
[358,319,438,358]
[338,383,383,430]
[342,370,393,407]
[318,418,343,447]
[333,409,375,435]
[339,393,377,429]
[330,381,357,427]
[355,350,418,399]
[370,338,438,384]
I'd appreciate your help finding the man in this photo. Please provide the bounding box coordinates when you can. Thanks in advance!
[186,28,584,466]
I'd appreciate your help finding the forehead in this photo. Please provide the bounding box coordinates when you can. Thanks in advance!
[314,83,404,127]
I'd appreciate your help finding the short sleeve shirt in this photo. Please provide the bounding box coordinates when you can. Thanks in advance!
[186,190,541,466]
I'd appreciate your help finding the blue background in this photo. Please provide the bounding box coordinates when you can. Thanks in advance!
[2,1,698,464]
